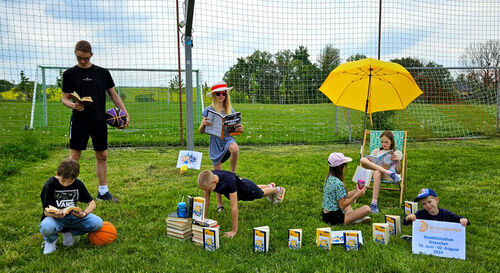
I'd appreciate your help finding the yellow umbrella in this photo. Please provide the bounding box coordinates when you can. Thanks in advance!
[319,57,423,132]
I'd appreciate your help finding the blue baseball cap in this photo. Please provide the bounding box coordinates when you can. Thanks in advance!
[414,188,437,202]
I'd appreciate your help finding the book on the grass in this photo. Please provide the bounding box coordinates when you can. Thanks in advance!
[331,230,364,245]
[344,231,360,251]
[288,229,302,249]
[385,215,401,235]
[192,197,206,221]
[204,109,242,139]
[364,150,395,167]
[253,226,269,253]
[316,227,331,250]
[203,227,220,251]
[373,223,390,245]
[166,227,192,238]
[404,201,418,216]
[166,211,191,223]
[186,196,194,218]
[351,166,373,186]
[68,92,93,105]
[45,205,82,215]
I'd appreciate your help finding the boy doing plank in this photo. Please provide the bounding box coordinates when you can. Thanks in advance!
[197,170,285,238]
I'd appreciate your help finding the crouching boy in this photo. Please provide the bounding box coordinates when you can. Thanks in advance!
[197,170,285,238]
[40,159,103,254]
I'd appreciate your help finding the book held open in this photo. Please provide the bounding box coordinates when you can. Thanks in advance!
[204,109,241,139]
[45,205,82,215]
[352,166,373,186]
[69,92,93,105]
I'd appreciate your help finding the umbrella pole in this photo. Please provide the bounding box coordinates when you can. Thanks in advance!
[360,69,372,160]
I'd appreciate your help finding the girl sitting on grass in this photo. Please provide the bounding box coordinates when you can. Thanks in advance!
[360,130,403,213]
[322,153,371,225]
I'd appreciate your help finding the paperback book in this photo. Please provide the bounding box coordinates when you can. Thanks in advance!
[192,197,206,221]
[404,201,418,216]
[288,229,302,250]
[204,109,242,139]
[351,166,373,186]
[385,215,401,235]
[344,231,360,251]
[253,226,270,253]
[316,227,331,250]
[203,227,220,251]
[372,223,390,245]
[331,230,364,245]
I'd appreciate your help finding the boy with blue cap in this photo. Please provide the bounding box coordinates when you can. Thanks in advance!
[403,188,470,226]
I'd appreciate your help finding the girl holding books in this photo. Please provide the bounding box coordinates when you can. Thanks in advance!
[322,153,371,225]
[198,82,244,174]
[359,130,403,213]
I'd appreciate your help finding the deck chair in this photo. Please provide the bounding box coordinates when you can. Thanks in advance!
[360,130,408,205]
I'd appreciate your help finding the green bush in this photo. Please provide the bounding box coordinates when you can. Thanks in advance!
[370,110,395,130]
[134,93,156,102]
[0,133,50,180]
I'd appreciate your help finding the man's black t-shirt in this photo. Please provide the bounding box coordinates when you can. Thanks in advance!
[62,65,115,121]
[40,176,93,221]
[212,170,253,200]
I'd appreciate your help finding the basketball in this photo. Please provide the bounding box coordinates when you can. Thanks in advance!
[105,107,126,127]
[89,221,117,245]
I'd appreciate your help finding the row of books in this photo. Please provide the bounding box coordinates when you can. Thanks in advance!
[166,212,192,241]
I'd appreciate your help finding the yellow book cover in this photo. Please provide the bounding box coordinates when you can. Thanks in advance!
[192,197,206,221]
[385,215,401,235]
[253,226,269,253]
[372,223,390,245]
[316,227,331,250]
[404,201,418,216]
[288,229,302,249]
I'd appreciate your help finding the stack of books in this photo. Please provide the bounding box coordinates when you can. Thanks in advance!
[192,218,218,245]
[166,212,192,241]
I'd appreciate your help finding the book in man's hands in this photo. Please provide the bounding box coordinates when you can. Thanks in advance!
[45,205,82,215]
[204,109,241,139]
[69,92,93,105]
[364,150,395,168]
[351,166,373,186]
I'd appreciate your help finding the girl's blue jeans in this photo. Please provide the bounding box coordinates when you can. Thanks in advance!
[40,214,103,243]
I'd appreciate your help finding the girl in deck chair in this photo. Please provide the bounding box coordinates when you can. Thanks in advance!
[359,130,402,213]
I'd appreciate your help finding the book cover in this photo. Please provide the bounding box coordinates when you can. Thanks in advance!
[404,201,418,216]
[364,150,395,168]
[253,226,269,253]
[316,228,331,250]
[186,196,194,218]
[203,227,220,251]
[372,223,390,245]
[192,197,206,221]
[204,109,242,139]
[351,166,373,186]
[344,231,360,251]
[331,230,364,245]
[192,218,217,227]
[288,229,302,250]
[176,151,203,170]
[69,92,93,105]
[385,215,401,235]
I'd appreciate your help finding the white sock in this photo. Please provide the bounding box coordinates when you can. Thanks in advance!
[98,185,109,195]
[371,199,378,205]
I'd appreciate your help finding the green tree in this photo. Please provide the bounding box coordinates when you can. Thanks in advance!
[13,71,35,102]
[346,53,367,62]
[317,44,341,83]
[0,79,14,92]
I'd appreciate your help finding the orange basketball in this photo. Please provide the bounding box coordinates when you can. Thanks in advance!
[89,221,117,245]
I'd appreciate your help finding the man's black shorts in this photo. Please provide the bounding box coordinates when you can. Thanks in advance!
[69,120,108,151]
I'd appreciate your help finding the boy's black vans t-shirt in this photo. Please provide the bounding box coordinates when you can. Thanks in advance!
[62,65,115,121]
[40,176,93,221]
[212,170,251,200]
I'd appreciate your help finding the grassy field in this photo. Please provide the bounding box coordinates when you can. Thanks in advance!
[0,138,499,272]
[0,101,497,147]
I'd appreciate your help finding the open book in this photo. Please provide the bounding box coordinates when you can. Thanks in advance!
[351,166,373,186]
[364,150,395,168]
[45,205,82,215]
[204,109,241,139]
[69,92,93,105]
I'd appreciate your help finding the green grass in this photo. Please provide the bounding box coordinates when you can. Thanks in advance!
[1,101,497,148]
[1,138,499,272]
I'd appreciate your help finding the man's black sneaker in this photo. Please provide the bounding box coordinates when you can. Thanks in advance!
[96,191,119,202]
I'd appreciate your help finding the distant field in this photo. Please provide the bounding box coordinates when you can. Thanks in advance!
[0,101,497,147]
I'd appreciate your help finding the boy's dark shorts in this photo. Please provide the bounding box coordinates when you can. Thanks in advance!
[220,150,231,164]
[322,209,345,225]
[69,120,108,151]
[237,178,264,201]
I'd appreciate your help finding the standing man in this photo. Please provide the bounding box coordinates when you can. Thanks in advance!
[61,40,129,202]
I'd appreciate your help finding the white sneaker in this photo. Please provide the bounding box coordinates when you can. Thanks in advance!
[42,239,57,255]
[62,232,74,247]
[353,216,371,224]
[266,183,276,203]
[273,186,286,204]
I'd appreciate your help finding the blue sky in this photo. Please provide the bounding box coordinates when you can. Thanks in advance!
[1,0,499,86]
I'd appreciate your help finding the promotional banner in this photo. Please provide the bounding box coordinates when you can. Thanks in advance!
[412,220,465,260]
